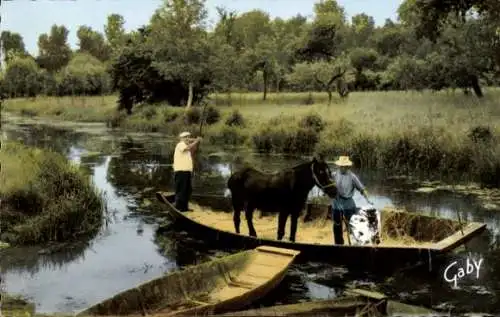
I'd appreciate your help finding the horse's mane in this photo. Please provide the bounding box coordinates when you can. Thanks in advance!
[237,159,307,173]
[291,160,313,170]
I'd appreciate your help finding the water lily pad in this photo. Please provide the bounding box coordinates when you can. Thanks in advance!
[483,203,500,210]
[414,187,437,193]
[81,151,101,158]
[208,152,228,158]
[141,199,152,207]
[142,187,155,193]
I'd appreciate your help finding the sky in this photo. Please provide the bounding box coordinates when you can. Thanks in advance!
[1,0,403,56]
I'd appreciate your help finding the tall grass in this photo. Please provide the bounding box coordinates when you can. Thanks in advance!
[0,141,106,245]
[4,89,500,186]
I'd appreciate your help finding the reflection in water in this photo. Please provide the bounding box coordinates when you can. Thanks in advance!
[1,153,176,313]
[1,123,500,314]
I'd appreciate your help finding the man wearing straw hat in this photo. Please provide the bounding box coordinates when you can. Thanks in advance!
[331,155,373,245]
[173,131,202,211]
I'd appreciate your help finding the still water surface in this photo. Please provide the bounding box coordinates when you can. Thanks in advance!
[1,122,499,314]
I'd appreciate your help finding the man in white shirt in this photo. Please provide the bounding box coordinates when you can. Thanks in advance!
[173,131,202,211]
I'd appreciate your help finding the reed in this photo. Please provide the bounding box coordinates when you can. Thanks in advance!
[0,141,106,245]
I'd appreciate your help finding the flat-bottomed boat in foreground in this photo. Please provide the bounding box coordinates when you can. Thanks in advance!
[76,245,300,316]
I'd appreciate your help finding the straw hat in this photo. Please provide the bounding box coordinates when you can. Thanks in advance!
[179,131,191,138]
[334,155,353,167]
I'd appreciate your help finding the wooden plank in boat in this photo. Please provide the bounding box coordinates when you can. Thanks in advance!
[435,222,487,252]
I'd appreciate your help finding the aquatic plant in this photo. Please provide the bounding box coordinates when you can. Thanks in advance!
[0,141,106,245]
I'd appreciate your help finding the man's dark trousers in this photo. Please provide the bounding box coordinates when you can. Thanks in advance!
[174,171,192,211]
[332,206,355,245]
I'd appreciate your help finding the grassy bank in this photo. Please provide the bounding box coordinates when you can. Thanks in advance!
[0,141,105,245]
[1,294,36,317]
[4,90,500,186]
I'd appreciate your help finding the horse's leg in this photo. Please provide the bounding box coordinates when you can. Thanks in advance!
[277,210,288,241]
[289,209,299,242]
[245,204,257,237]
[232,195,244,234]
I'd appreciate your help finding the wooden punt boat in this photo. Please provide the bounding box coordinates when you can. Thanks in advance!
[213,288,437,316]
[155,191,487,271]
[75,246,300,316]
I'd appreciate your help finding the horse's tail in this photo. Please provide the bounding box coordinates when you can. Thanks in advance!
[227,171,246,234]
[226,169,243,196]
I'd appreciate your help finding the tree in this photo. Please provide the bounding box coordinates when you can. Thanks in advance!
[208,37,245,101]
[211,8,250,100]
[349,47,379,90]
[383,55,427,91]
[214,7,240,50]
[1,31,27,64]
[148,0,212,109]
[287,58,350,104]
[232,10,273,50]
[231,10,274,99]
[36,25,72,73]
[110,33,210,114]
[350,13,375,47]
[433,17,496,96]
[271,17,303,92]
[58,53,111,96]
[104,14,127,56]
[373,22,406,58]
[296,0,346,62]
[397,0,498,96]
[3,55,43,97]
[410,0,499,41]
[76,26,111,61]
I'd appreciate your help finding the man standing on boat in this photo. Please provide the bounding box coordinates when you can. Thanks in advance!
[331,156,373,245]
[173,131,202,212]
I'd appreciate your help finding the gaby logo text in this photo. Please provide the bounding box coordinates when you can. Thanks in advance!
[443,257,483,288]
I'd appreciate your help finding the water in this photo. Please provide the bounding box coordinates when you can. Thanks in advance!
[1,121,500,314]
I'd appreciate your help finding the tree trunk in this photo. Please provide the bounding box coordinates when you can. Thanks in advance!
[186,81,194,108]
[226,89,233,106]
[327,90,333,105]
[262,70,268,101]
[276,79,281,104]
[470,75,483,98]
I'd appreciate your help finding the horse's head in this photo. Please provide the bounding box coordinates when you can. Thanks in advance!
[310,156,337,198]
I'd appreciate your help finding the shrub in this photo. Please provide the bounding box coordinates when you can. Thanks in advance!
[209,126,247,146]
[184,107,201,125]
[204,106,221,125]
[0,142,105,245]
[106,111,127,128]
[142,107,157,120]
[162,108,180,123]
[468,125,493,144]
[252,119,320,154]
[299,113,325,133]
[225,110,245,127]
[301,93,315,105]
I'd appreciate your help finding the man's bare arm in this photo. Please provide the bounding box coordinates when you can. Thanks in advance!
[183,137,202,152]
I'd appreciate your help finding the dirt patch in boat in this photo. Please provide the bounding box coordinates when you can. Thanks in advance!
[185,204,434,247]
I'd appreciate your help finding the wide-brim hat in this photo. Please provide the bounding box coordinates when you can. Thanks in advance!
[179,131,191,138]
[335,155,353,167]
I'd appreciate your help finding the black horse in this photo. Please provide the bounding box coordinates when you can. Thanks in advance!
[227,157,338,242]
